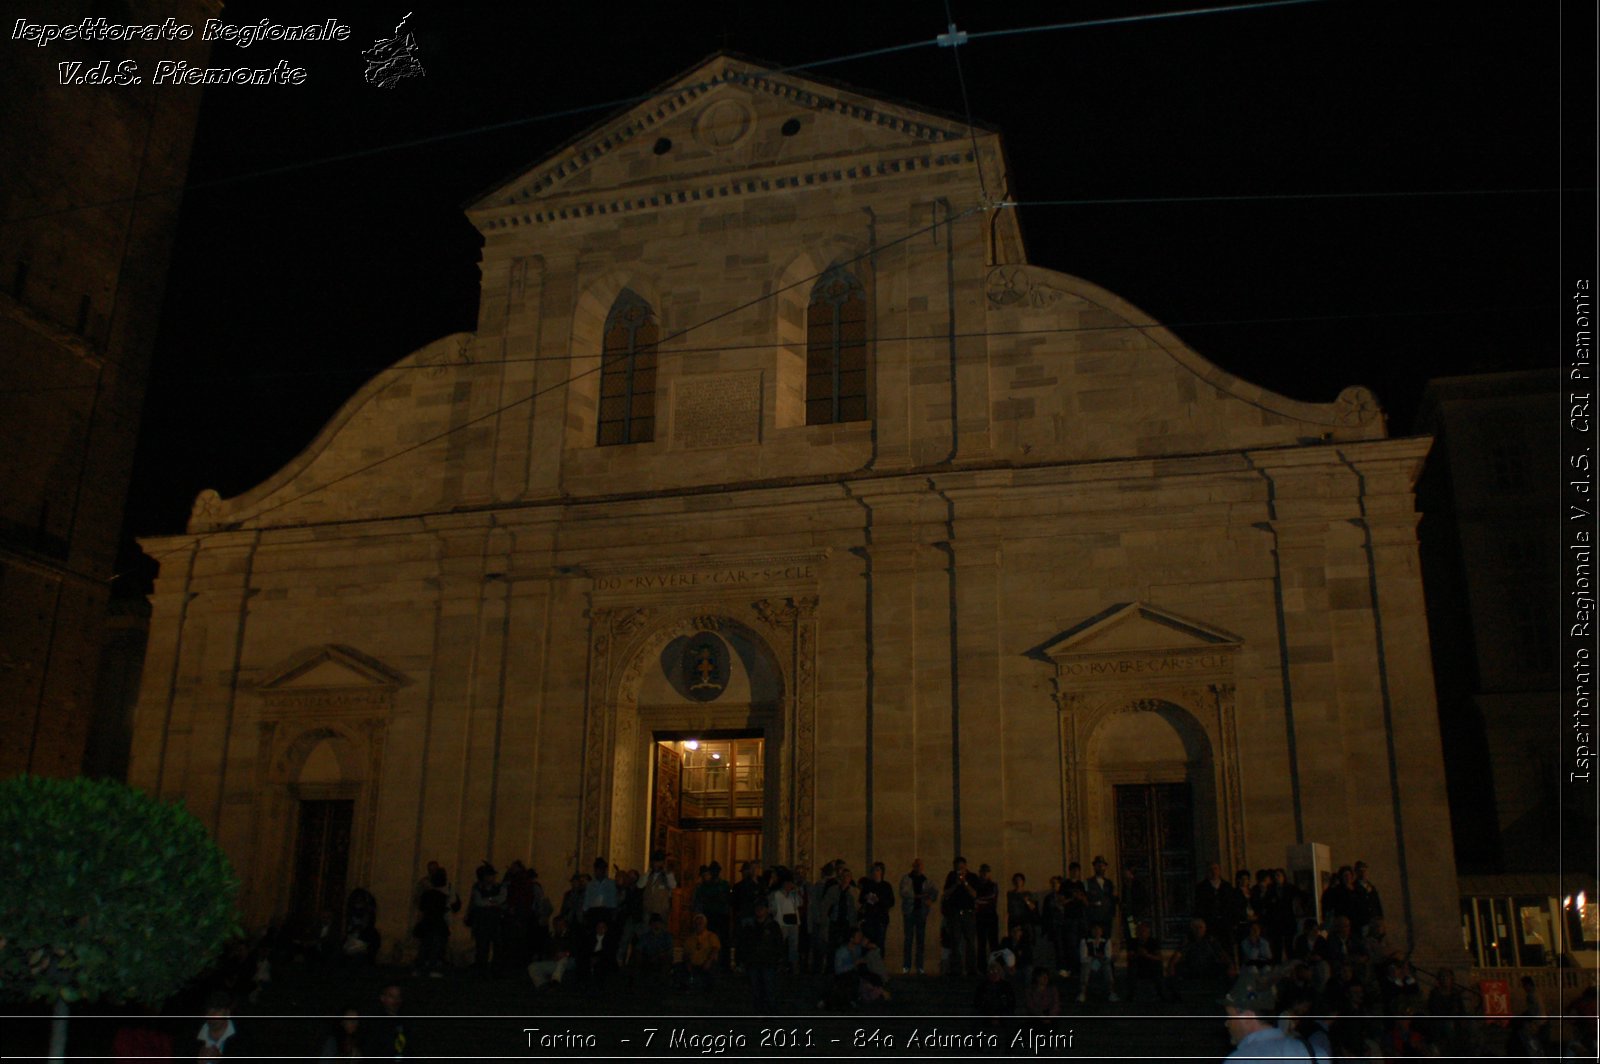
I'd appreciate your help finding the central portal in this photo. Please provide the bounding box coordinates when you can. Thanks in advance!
[651,732,765,873]
[584,597,819,875]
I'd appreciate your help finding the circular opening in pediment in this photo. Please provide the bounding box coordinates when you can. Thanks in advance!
[780,117,801,137]
[693,99,753,151]
[653,137,672,155]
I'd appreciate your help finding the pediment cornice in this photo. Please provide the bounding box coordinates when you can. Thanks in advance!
[1034,602,1243,662]
[473,145,981,231]
[254,643,412,692]
[469,56,984,221]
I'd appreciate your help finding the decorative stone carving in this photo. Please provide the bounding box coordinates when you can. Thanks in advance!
[577,597,815,871]
[792,604,817,874]
[986,265,1065,309]
[753,597,799,629]
[419,335,474,377]
[693,98,754,150]
[1053,676,1244,875]
[1211,683,1244,873]
[611,607,652,637]
[191,488,223,529]
[1334,385,1381,426]
[580,608,617,859]
[249,715,387,932]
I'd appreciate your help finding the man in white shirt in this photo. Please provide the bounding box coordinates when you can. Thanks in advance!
[768,875,802,968]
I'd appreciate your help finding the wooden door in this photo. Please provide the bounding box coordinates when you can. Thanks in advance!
[290,799,353,932]
[651,743,683,863]
[1114,783,1195,945]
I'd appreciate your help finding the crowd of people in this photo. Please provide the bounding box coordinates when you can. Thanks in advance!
[151,849,1597,1059]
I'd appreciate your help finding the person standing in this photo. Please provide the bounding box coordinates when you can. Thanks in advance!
[639,850,677,941]
[1007,872,1039,949]
[1350,860,1383,935]
[1195,863,1227,934]
[582,857,620,967]
[730,862,764,951]
[1059,863,1088,980]
[694,861,733,970]
[973,864,1001,962]
[1083,857,1118,954]
[740,901,787,1010]
[413,867,452,977]
[769,875,802,969]
[899,858,938,975]
[942,857,979,977]
[467,863,505,972]
[857,862,895,954]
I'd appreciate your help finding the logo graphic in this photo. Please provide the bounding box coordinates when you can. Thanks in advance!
[363,12,424,88]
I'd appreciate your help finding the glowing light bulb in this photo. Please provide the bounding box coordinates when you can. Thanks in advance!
[710,752,722,760]
[684,740,699,750]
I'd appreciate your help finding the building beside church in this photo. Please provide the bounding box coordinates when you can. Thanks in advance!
[1,0,213,778]
[128,56,1462,965]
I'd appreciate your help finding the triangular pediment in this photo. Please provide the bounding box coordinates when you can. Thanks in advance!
[1036,603,1242,661]
[256,645,410,690]
[469,54,984,213]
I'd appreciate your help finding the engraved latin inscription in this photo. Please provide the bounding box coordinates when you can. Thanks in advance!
[673,372,761,449]
[1056,652,1230,679]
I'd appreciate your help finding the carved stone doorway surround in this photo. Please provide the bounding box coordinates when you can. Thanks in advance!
[581,594,818,873]
[1039,604,1246,876]
[247,646,404,930]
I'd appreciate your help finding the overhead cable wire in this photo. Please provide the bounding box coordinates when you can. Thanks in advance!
[2,0,1339,225]
[1004,187,1567,208]
[963,0,1333,43]
[134,203,985,567]
[938,1,990,204]
[0,301,1543,397]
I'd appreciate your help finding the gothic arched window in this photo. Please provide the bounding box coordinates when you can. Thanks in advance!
[805,268,868,425]
[597,289,658,446]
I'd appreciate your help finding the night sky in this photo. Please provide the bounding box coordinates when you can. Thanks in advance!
[117,0,1591,592]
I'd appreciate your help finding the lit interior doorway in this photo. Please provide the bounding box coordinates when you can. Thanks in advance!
[651,731,764,874]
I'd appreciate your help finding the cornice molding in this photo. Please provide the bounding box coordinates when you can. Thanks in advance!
[474,60,972,214]
[474,148,979,231]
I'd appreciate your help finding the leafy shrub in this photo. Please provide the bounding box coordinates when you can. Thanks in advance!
[0,776,239,1006]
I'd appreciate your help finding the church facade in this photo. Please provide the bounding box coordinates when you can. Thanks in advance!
[128,57,1460,964]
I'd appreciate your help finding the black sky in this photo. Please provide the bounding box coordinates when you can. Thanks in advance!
[117,0,1591,590]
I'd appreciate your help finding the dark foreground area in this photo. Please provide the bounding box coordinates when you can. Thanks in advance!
[5,957,1577,1060]
[4,960,1222,1061]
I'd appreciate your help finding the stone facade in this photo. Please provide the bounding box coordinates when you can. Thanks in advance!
[129,58,1461,965]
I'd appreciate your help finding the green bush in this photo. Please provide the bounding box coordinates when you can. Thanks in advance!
[0,776,239,1006]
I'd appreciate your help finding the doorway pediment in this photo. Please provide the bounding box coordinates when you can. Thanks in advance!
[1036,602,1242,661]
[255,645,411,692]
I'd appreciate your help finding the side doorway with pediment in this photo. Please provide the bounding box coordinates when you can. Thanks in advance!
[1038,603,1246,944]
[248,645,408,937]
